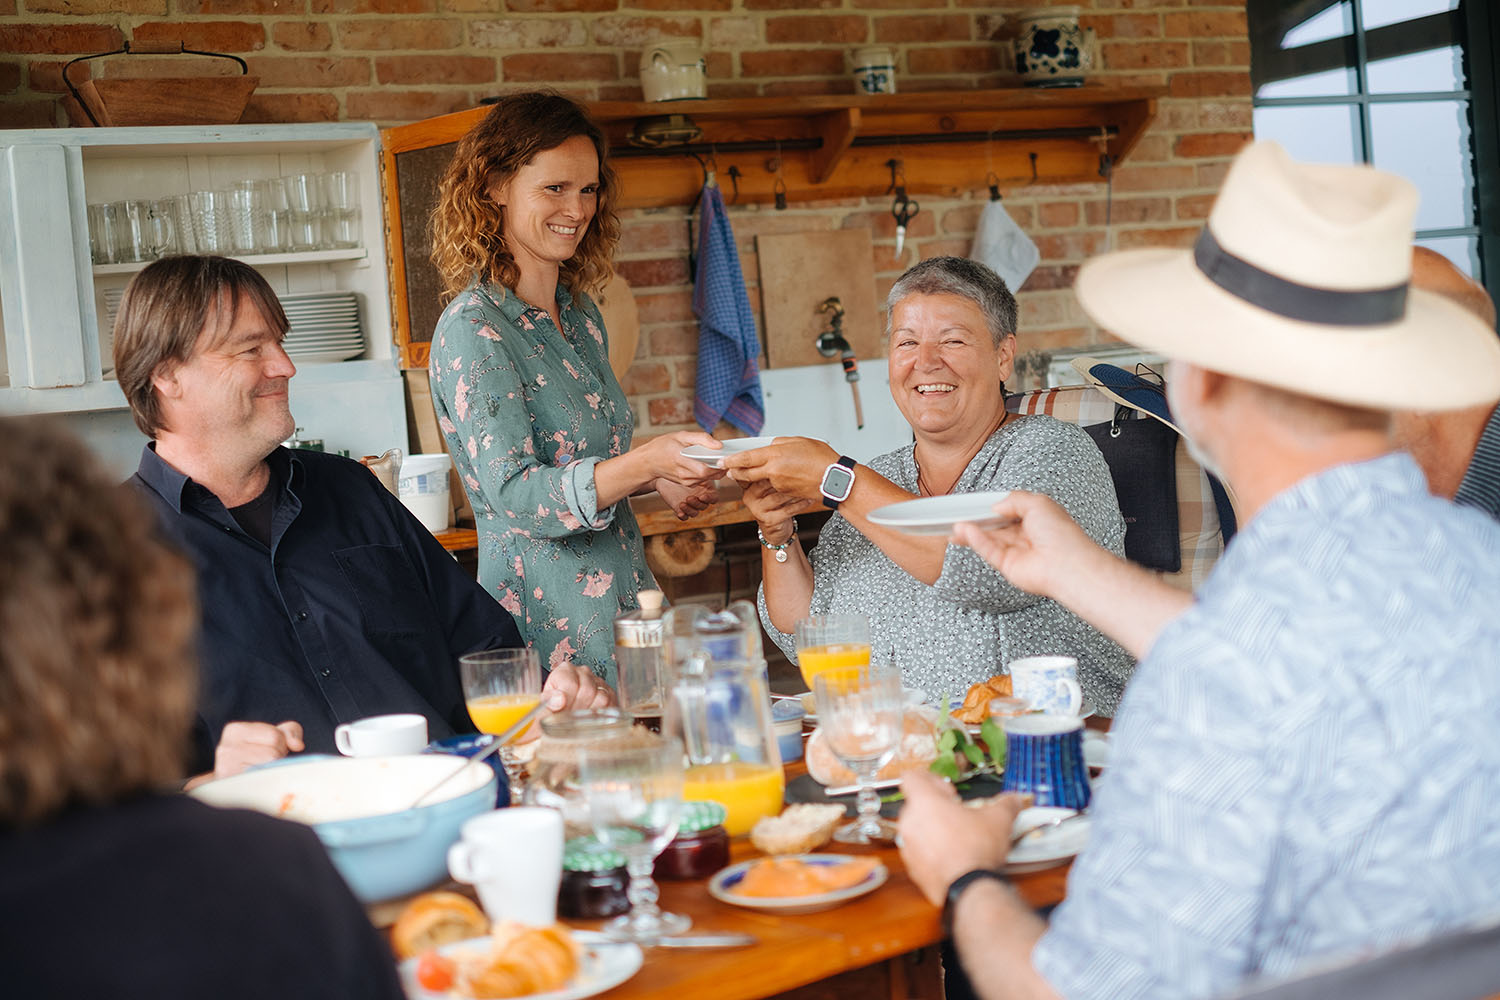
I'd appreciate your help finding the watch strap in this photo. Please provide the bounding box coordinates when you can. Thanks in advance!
[820,455,858,510]
[942,868,1010,939]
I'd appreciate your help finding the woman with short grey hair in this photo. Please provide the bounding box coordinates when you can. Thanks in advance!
[723,256,1134,715]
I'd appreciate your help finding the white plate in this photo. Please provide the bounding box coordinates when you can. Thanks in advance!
[956,695,1096,734]
[284,348,364,364]
[1082,730,1110,771]
[867,491,1014,536]
[399,931,643,1000]
[796,686,924,723]
[679,436,780,467]
[708,854,887,914]
[1006,806,1090,868]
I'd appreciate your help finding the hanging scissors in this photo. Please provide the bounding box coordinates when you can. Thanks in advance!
[892,191,920,259]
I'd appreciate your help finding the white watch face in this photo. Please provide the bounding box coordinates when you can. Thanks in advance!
[821,463,855,502]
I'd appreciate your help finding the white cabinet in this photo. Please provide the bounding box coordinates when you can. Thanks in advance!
[0,123,407,474]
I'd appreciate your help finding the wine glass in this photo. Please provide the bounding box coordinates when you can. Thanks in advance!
[577,735,690,943]
[794,614,872,699]
[814,661,902,844]
[460,647,542,804]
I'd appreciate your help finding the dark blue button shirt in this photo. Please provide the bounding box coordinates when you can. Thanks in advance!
[131,445,522,773]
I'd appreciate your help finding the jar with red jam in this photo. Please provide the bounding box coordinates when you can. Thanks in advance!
[654,800,730,880]
[558,836,630,920]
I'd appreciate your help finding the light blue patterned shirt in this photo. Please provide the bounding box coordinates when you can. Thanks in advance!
[1033,453,1500,999]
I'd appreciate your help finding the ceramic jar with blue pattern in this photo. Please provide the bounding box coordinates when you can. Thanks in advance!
[999,714,1092,809]
[1013,7,1095,88]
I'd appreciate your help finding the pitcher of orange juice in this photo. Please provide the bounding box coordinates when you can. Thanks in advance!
[665,653,784,837]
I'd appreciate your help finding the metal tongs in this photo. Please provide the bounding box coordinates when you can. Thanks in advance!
[407,702,544,809]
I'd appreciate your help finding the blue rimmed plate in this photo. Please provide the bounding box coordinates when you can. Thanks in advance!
[707,854,888,915]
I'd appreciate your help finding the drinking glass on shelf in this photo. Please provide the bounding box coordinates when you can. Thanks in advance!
[320,170,361,249]
[86,202,119,265]
[577,734,690,943]
[226,183,259,255]
[162,195,198,255]
[189,190,233,254]
[256,177,292,254]
[794,613,871,696]
[459,647,543,804]
[814,661,902,844]
[282,173,323,252]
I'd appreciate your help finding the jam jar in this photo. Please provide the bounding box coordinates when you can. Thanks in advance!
[558,837,630,920]
[654,800,730,880]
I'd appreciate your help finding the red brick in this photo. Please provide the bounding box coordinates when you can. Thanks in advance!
[1198,100,1253,130]
[874,13,969,43]
[1196,160,1233,189]
[649,322,698,355]
[27,60,74,93]
[743,0,837,9]
[503,52,617,81]
[0,0,16,10]
[758,78,845,96]
[336,19,460,49]
[615,256,691,288]
[0,62,20,93]
[740,49,844,77]
[914,237,969,259]
[1034,231,1107,260]
[185,0,294,12]
[1109,164,1197,192]
[272,21,332,51]
[1083,196,1170,225]
[0,24,121,53]
[241,91,340,122]
[626,0,729,9]
[765,15,868,44]
[1019,292,1069,327]
[617,221,690,256]
[635,291,695,324]
[647,395,693,426]
[707,16,757,48]
[907,45,998,75]
[1175,131,1252,158]
[704,81,760,99]
[620,362,671,394]
[377,54,493,85]
[1127,134,1172,163]
[1114,226,1199,250]
[1168,71,1252,99]
[0,99,59,128]
[856,0,943,8]
[345,88,474,122]
[1020,264,1079,291]
[1163,9,1248,38]
[591,15,700,48]
[471,19,586,48]
[940,203,982,235]
[1038,201,1079,228]
[1026,326,1105,353]
[311,0,432,11]
[28,0,162,11]
[1192,40,1250,67]
[704,51,731,77]
[1082,13,1160,38]
[134,21,265,52]
[505,0,616,10]
[1103,40,1189,71]
[246,56,370,88]
[444,0,499,10]
[1174,193,1216,221]
[841,208,936,241]
[673,360,695,388]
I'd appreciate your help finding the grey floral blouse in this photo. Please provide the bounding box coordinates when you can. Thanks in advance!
[430,281,653,684]
[759,415,1136,716]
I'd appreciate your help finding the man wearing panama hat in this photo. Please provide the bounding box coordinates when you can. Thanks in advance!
[896,142,1500,1000]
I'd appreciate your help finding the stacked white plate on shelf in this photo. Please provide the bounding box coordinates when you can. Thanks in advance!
[280,291,365,364]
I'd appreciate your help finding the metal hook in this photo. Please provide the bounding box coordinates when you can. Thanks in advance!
[773,177,787,211]
[986,170,1002,202]
[885,158,907,198]
[1028,151,1039,185]
[726,165,742,205]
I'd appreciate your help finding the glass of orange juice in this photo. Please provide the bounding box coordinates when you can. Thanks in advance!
[794,614,872,702]
[460,647,542,803]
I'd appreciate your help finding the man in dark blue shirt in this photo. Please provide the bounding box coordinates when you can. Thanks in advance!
[114,256,612,782]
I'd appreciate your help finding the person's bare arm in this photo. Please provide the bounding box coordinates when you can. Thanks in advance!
[741,480,819,634]
[951,490,1192,658]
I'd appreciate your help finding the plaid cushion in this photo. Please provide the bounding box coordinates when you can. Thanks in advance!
[1007,385,1225,591]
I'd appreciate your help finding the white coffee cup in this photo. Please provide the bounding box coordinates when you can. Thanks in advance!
[333,713,428,757]
[448,807,564,926]
[1009,655,1083,716]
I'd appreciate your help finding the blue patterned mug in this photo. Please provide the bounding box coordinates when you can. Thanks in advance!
[1010,655,1083,716]
[1013,7,1095,88]
[1000,714,1091,810]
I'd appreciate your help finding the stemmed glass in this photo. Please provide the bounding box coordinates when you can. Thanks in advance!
[814,661,903,844]
[459,647,542,804]
[577,735,690,943]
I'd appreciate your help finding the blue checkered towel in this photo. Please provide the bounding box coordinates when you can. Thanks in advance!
[693,183,764,434]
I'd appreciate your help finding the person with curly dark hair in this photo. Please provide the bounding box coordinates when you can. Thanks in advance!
[429,91,723,681]
[0,415,404,999]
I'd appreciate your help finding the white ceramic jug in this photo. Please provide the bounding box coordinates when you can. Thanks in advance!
[1013,6,1095,88]
[639,40,707,102]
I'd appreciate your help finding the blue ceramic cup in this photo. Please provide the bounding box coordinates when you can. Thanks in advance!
[999,714,1091,810]
[426,734,511,809]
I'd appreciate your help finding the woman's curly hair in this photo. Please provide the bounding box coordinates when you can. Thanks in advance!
[431,91,620,300]
[0,417,198,828]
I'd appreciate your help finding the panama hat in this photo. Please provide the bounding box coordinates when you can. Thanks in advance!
[1074,141,1500,412]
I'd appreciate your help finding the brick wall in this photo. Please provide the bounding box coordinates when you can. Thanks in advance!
[0,0,1252,437]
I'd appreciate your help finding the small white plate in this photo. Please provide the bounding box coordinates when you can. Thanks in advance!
[398,931,643,1000]
[1082,730,1110,771]
[956,695,1096,734]
[680,436,780,468]
[708,854,888,915]
[1006,806,1090,869]
[867,491,1014,536]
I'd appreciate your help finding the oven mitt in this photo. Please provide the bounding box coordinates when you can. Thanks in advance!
[969,199,1040,293]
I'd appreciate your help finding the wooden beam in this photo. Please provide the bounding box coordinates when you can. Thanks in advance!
[808,108,860,184]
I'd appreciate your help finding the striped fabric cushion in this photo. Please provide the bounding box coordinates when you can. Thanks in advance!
[1007,385,1225,591]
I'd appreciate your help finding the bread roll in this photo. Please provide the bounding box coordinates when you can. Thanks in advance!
[805,706,940,787]
[391,891,489,960]
[749,803,845,855]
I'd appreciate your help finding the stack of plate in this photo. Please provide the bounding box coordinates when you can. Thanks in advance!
[281,291,364,364]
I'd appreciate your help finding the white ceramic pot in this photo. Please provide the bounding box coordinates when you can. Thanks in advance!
[639,40,707,102]
[1013,6,1095,88]
[851,46,896,95]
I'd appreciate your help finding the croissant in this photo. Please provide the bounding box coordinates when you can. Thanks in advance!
[954,674,1013,725]
[462,922,582,999]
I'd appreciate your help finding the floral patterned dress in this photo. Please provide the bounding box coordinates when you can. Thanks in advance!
[429,280,653,683]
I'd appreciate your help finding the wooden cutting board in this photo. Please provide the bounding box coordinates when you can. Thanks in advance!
[755,229,881,370]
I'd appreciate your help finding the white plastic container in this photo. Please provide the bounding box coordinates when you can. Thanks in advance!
[398,452,452,533]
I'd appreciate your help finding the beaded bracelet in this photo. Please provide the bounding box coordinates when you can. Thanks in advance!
[757,519,798,563]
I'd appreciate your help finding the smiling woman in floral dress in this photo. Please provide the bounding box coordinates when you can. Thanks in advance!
[429,93,721,682]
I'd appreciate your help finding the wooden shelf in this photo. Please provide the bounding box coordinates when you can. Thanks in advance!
[93,246,367,276]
